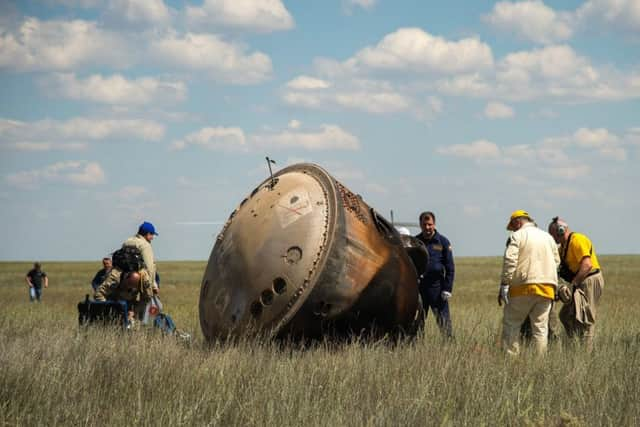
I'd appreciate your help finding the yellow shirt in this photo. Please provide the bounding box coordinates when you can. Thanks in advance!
[509,283,555,300]
[563,232,600,273]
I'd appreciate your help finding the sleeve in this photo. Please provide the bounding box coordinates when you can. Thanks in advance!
[91,271,101,288]
[501,234,519,286]
[140,243,156,283]
[139,269,155,301]
[442,237,455,293]
[552,238,560,269]
[94,270,121,302]
[574,235,593,259]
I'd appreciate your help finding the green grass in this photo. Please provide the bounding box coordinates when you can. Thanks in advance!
[1,256,639,426]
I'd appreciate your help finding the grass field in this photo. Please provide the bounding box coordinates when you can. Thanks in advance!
[1,256,639,426]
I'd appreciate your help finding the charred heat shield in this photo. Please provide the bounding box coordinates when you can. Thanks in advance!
[199,163,426,341]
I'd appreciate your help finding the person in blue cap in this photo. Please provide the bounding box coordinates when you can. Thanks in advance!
[122,221,159,292]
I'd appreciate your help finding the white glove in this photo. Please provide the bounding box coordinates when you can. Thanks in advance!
[441,291,452,301]
[498,285,509,306]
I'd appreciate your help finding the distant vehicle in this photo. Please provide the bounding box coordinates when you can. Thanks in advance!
[199,162,428,341]
[389,209,419,236]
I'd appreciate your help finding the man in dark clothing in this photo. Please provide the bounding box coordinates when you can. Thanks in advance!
[91,257,113,291]
[26,262,48,302]
[415,211,455,337]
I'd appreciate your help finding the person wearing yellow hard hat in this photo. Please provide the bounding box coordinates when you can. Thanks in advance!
[499,210,560,355]
[506,209,531,231]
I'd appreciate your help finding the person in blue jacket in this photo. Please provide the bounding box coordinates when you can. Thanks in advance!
[415,211,455,337]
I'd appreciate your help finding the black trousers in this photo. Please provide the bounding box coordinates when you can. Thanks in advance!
[419,284,452,337]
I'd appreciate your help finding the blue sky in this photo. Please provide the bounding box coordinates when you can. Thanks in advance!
[1,0,639,261]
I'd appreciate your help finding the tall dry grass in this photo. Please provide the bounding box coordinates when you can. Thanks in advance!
[1,256,639,426]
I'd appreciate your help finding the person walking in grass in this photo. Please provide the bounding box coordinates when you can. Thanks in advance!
[26,262,48,302]
[499,210,560,355]
[548,216,604,351]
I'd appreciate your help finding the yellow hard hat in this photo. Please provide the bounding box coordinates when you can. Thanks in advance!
[506,209,530,230]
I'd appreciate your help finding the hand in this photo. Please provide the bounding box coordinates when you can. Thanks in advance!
[558,285,572,303]
[498,285,509,306]
[441,291,452,301]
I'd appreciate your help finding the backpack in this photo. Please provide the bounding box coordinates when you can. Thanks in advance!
[112,245,146,272]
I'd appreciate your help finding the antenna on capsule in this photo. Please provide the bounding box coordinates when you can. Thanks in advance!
[265,156,278,189]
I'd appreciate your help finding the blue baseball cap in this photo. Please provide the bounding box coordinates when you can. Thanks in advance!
[138,221,158,236]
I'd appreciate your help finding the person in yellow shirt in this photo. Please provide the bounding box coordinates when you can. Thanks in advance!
[548,217,604,350]
[499,210,560,355]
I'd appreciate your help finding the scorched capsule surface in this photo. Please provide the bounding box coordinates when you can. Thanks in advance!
[199,163,424,341]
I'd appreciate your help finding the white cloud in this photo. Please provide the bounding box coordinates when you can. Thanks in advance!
[304,28,638,108]
[186,0,294,33]
[286,76,331,90]
[484,101,514,119]
[0,17,130,71]
[499,44,589,80]
[334,91,410,113]
[150,32,272,84]
[172,127,247,151]
[60,118,164,140]
[284,88,411,114]
[328,164,365,182]
[437,127,629,182]
[575,0,640,34]
[573,127,619,148]
[548,164,591,179]
[349,27,494,74]
[546,187,584,200]
[283,92,325,109]
[6,161,105,189]
[342,0,377,14]
[4,141,87,151]
[485,1,640,43]
[492,44,634,101]
[436,73,493,97]
[437,139,500,159]
[572,128,626,160]
[347,0,376,8]
[435,43,640,103]
[52,0,101,8]
[0,117,165,151]
[49,73,186,105]
[117,185,147,200]
[251,124,360,150]
[283,76,445,120]
[625,128,640,146]
[543,127,626,160]
[106,0,171,26]
[288,120,301,129]
[426,96,443,114]
[483,1,573,44]
[363,182,388,195]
